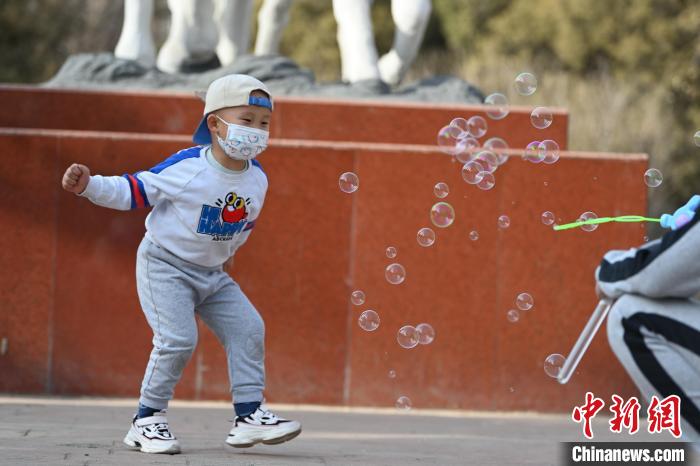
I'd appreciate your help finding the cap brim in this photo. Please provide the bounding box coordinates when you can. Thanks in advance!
[192,115,212,145]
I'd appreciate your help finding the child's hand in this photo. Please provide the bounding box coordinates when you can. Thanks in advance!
[62,163,91,194]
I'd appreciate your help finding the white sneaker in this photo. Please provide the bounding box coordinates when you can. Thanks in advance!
[123,412,181,454]
[226,405,302,448]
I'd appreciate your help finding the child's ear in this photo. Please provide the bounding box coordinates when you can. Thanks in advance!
[206,114,218,132]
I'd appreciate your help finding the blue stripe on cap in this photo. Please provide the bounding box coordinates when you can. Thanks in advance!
[249,96,272,109]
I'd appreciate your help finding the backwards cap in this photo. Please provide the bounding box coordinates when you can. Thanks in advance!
[192,74,273,145]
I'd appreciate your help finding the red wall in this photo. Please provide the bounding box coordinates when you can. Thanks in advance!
[0,127,645,411]
[0,85,567,149]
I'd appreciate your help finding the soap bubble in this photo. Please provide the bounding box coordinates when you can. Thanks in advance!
[386,246,397,259]
[339,172,359,193]
[358,310,380,331]
[514,72,537,96]
[416,323,435,345]
[462,161,485,184]
[477,172,496,190]
[351,290,365,306]
[469,230,479,241]
[449,117,469,137]
[506,309,520,323]
[430,202,456,228]
[578,211,598,232]
[485,93,509,120]
[388,369,396,379]
[531,107,553,129]
[484,137,509,165]
[455,137,480,163]
[694,130,700,147]
[395,396,412,410]
[541,211,555,225]
[544,353,566,378]
[644,168,663,188]
[434,182,449,198]
[474,150,499,173]
[498,215,511,229]
[397,325,420,349]
[523,140,544,163]
[516,293,534,311]
[437,125,461,155]
[417,227,436,247]
[539,139,560,164]
[385,263,406,285]
[467,115,488,138]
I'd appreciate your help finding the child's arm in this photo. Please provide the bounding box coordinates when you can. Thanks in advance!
[61,153,199,211]
[595,214,700,299]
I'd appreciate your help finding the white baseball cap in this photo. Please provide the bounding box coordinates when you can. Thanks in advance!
[192,74,273,145]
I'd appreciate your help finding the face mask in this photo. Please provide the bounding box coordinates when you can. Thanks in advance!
[215,115,269,160]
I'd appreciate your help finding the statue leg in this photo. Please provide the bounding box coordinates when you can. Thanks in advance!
[215,0,255,66]
[115,0,156,67]
[332,0,380,83]
[378,0,431,86]
[254,0,293,55]
[157,0,220,73]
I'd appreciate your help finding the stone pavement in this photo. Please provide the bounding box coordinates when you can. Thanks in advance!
[0,396,694,465]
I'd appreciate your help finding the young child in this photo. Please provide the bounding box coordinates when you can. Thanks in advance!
[61,74,301,454]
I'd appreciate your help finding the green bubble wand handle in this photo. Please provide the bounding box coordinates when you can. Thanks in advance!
[553,215,660,231]
[557,298,614,384]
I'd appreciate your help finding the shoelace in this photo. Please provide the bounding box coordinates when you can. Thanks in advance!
[146,423,173,438]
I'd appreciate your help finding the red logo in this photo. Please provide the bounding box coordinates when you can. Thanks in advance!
[609,394,640,434]
[572,392,605,439]
[647,395,681,438]
[572,393,682,439]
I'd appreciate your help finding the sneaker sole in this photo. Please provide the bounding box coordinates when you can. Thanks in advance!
[123,428,181,454]
[226,427,302,449]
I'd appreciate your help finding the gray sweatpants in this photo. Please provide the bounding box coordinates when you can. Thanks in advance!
[135,237,265,410]
[607,294,700,444]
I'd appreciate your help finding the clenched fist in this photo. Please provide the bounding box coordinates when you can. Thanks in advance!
[62,163,91,194]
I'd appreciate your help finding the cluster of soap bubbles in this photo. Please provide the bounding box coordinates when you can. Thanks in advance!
[397,323,435,349]
[523,139,560,164]
[507,292,534,323]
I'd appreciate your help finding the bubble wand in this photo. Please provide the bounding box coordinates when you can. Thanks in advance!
[557,298,613,384]
[553,215,660,231]
[553,195,700,232]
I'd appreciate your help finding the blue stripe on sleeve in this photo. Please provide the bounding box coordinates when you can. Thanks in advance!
[134,172,151,208]
[149,146,202,174]
[121,174,137,210]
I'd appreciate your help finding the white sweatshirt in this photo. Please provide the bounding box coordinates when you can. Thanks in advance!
[80,145,268,267]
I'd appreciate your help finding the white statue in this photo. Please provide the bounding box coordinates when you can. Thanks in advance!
[115,0,254,73]
[115,0,431,85]
[253,0,293,57]
[255,0,432,86]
